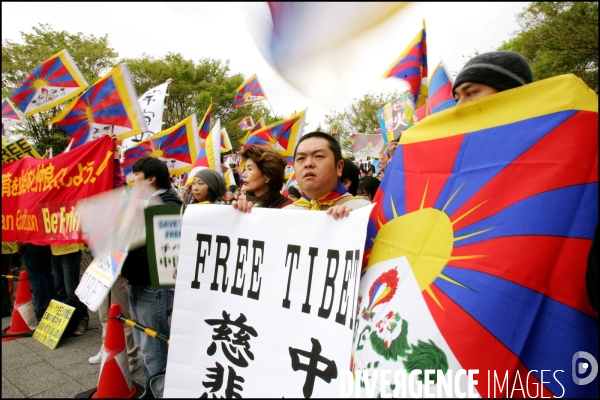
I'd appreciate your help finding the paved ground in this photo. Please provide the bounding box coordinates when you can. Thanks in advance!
[2,304,146,398]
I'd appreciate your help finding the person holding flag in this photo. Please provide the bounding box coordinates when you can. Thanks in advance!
[232,145,293,211]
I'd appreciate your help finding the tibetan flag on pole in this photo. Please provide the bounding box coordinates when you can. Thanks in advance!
[428,61,457,114]
[243,110,306,157]
[238,117,254,130]
[221,164,236,188]
[233,74,267,108]
[357,74,598,398]
[2,98,22,128]
[416,59,457,122]
[220,127,232,153]
[383,20,428,108]
[281,170,296,196]
[49,64,147,149]
[122,114,199,181]
[186,119,222,186]
[198,102,212,144]
[241,117,266,147]
[8,49,88,116]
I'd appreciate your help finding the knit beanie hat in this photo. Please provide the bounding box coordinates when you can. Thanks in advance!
[195,169,226,198]
[452,51,533,95]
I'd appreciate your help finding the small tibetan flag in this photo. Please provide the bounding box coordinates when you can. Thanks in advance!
[8,49,88,116]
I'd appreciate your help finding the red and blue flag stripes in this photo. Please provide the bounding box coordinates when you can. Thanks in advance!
[8,50,88,116]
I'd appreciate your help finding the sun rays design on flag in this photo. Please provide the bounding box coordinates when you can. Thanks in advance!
[363,107,598,397]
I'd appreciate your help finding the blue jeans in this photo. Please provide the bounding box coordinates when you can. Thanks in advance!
[129,285,171,390]
[51,251,88,321]
[23,245,55,318]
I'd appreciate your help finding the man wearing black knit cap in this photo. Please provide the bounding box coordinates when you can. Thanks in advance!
[452,50,534,105]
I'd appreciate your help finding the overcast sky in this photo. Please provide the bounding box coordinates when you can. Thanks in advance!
[2,2,530,129]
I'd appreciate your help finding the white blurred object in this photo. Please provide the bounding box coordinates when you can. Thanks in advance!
[77,181,161,258]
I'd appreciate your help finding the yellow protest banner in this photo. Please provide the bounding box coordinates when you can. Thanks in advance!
[33,299,75,349]
[2,138,41,164]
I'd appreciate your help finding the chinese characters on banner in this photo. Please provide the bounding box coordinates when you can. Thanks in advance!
[1,135,114,245]
[378,92,415,145]
[164,204,374,398]
[122,81,171,152]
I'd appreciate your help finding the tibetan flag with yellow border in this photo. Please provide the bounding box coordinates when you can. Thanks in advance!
[220,127,232,153]
[8,49,89,116]
[122,114,199,181]
[49,64,147,149]
[233,74,267,108]
[186,119,222,186]
[198,102,212,145]
[243,110,306,157]
[355,74,598,398]
[382,20,427,108]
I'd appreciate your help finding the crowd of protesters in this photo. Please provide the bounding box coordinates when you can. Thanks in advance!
[2,50,597,397]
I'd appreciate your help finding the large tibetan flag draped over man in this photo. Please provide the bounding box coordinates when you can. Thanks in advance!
[49,64,147,149]
[383,20,428,109]
[243,109,306,156]
[353,74,598,398]
[2,99,22,128]
[186,119,222,186]
[233,74,267,108]
[8,49,89,116]
[2,135,114,245]
[122,114,199,181]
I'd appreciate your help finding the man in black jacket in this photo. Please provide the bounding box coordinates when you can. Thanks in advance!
[120,157,182,394]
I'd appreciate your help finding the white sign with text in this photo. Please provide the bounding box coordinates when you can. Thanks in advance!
[164,204,374,398]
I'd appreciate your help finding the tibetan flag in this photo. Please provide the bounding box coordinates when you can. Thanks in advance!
[352,133,385,159]
[198,102,212,144]
[186,119,222,186]
[233,74,267,108]
[221,164,236,188]
[49,64,147,149]
[356,74,598,398]
[238,117,254,130]
[243,110,306,157]
[122,114,199,181]
[429,61,457,114]
[383,20,428,108]
[281,170,297,196]
[241,117,266,147]
[2,98,22,128]
[8,49,88,116]
[220,127,232,153]
[251,118,266,133]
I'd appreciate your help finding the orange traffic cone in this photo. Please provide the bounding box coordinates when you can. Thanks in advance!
[76,303,143,398]
[2,270,37,341]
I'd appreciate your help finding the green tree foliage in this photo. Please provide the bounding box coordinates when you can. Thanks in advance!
[324,90,403,155]
[2,23,119,154]
[123,53,281,152]
[499,2,598,92]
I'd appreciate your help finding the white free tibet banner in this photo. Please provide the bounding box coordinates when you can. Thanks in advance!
[164,203,374,398]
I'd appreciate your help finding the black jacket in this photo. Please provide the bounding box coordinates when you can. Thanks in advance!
[120,189,183,286]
